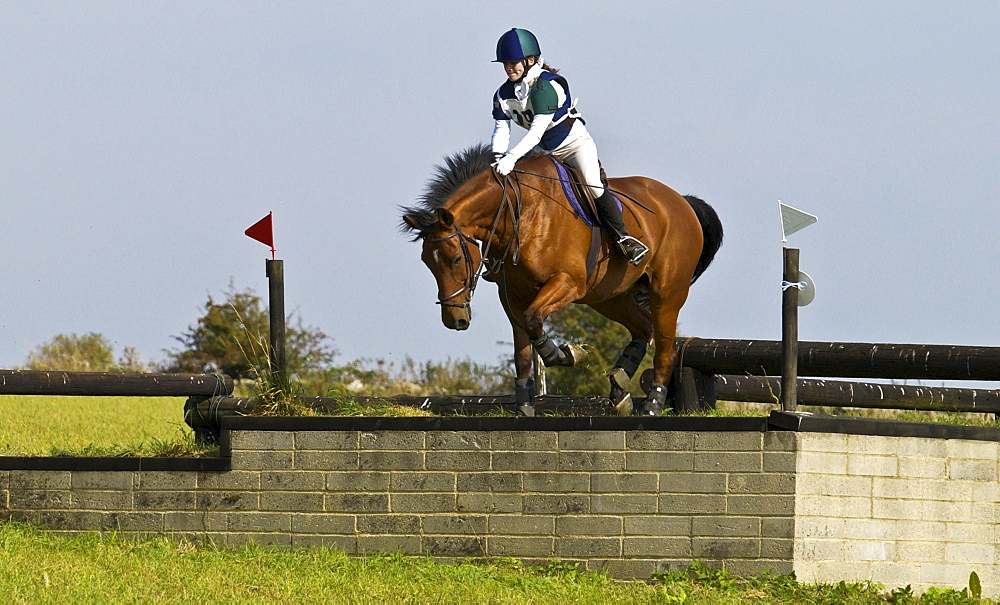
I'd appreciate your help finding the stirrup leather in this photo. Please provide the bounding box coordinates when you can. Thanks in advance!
[616,235,649,265]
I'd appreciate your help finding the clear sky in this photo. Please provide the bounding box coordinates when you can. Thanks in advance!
[2,2,997,377]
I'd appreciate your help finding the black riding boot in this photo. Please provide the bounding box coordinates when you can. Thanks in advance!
[594,190,648,265]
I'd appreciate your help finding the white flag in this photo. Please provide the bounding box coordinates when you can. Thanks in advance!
[779,202,817,241]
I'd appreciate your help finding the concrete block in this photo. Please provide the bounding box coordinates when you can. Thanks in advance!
[456,493,522,514]
[558,451,626,472]
[557,431,625,451]
[945,542,995,564]
[922,478,972,502]
[872,497,920,520]
[798,433,848,453]
[231,450,293,471]
[294,451,359,471]
[693,452,761,473]
[760,538,794,559]
[590,472,657,493]
[625,431,693,451]
[898,437,946,458]
[762,517,794,539]
[197,471,260,491]
[950,459,997,482]
[423,536,486,557]
[489,514,554,535]
[227,512,291,532]
[623,515,690,537]
[35,510,105,531]
[588,558,657,580]
[895,520,946,542]
[555,515,620,536]
[627,451,694,472]
[658,494,726,515]
[71,490,133,510]
[523,494,589,515]
[947,439,998,461]
[389,492,456,513]
[261,471,325,491]
[291,513,356,534]
[522,472,589,493]
[794,538,845,561]
[845,519,896,541]
[294,430,358,450]
[945,522,995,544]
[694,432,762,451]
[872,477,912,499]
[795,559,872,585]
[326,471,390,492]
[9,490,70,510]
[896,541,945,562]
[728,473,795,495]
[624,537,691,558]
[763,431,796,451]
[847,454,897,477]
[799,495,871,518]
[229,430,294,451]
[456,472,522,493]
[424,450,490,471]
[260,491,325,512]
[102,511,164,532]
[693,537,760,559]
[492,452,557,471]
[196,491,258,511]
[325,492,389,513]
[359,451,424,471]
[426,431,488,450]
[921,563,979,587]
[898,457,947,479]
[164,511,227,532]
[692,516,761,538]
[421,514,487,534]
[818,474,873,498]
[10,471,71,490]
[923,500,972,523]
[763,451,797,473]
[356,514,419,534]
[795,517,846,539]
[490,431,557,451]
[137,471,197,490]
[557,536,621,557]
[221,532,291,548]
[486,536,555,557]
[358,535,421,555]
[871,562,915,591]
[134,491,197,511]
[359,431,425,450]
[797,451,847,475]
[71,472,134,490]
[845,540,895,561]
[659,472,726,494]
[390,472,456,492]
[847,434,898,456]
[726,558,794,578]
[591,494,657,514]
[727,494,794,516]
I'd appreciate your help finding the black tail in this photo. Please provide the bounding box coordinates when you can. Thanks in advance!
[684,195,723,284]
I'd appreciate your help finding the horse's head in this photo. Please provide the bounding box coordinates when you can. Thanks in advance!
[404,207,483,331]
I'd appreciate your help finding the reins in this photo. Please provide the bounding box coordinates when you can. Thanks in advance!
[507,166,657,215]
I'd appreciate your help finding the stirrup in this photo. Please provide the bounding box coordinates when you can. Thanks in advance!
[617,236,649,266]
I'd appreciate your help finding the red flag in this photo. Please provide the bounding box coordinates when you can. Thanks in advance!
[245,212,275,257]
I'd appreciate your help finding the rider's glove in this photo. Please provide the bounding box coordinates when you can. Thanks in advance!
[495,154,517,176]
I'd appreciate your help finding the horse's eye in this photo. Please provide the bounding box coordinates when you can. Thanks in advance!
[452,257,462,266]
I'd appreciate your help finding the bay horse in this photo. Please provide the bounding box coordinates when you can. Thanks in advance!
[401,144,722,416]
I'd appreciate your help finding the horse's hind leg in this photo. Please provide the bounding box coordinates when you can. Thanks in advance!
[588,292,652,416]
[639,290,687,416]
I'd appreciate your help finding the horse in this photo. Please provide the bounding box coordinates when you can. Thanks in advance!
[401,144,722,416]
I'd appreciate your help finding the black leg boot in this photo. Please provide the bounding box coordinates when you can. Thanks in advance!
[594,190,648,265]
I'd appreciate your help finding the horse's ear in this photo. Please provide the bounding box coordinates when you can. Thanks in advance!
[402,214,419,230]
[436,208,455,226]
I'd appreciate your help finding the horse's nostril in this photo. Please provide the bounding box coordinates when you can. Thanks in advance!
[455,319,469,330]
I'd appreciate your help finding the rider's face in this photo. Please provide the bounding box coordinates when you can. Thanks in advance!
[503,57,535,82]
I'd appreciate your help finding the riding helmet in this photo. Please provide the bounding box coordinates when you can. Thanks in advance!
[494,28,541,62]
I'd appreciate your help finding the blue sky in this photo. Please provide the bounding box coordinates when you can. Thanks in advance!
[2,2,997,377]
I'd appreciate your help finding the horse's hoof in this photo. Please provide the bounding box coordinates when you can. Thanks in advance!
[611,393,633,417]
[516,403,535,417]
[639,402,662,416]
[560,344,588,366]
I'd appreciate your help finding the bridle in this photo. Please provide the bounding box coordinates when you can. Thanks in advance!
[426,171,524,311]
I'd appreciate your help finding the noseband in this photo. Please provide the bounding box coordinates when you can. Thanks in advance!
[427,226,479,309]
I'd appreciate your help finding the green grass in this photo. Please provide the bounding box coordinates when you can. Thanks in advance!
[0,395,210,457]
[1,522,985,604]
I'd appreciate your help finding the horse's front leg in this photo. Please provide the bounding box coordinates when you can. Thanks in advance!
[639,291,685,416]
[511,323,535,417]
[523,273,588,368]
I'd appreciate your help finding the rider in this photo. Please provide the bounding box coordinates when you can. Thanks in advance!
[490,28,649,266]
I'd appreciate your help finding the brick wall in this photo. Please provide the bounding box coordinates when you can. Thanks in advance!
[2,412,999,595]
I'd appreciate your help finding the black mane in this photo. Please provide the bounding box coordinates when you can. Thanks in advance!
[399,143,494,239]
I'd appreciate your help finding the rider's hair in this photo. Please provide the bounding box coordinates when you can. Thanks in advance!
[541,62,559,73]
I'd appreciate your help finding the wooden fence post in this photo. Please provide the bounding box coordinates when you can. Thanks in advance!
[781,247,799,411]
[266,259,286,388]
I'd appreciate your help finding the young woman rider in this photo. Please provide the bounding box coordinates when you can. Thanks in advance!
[490,27,648,265]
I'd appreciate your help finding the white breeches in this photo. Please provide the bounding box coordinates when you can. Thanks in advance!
[549,130,604,198]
